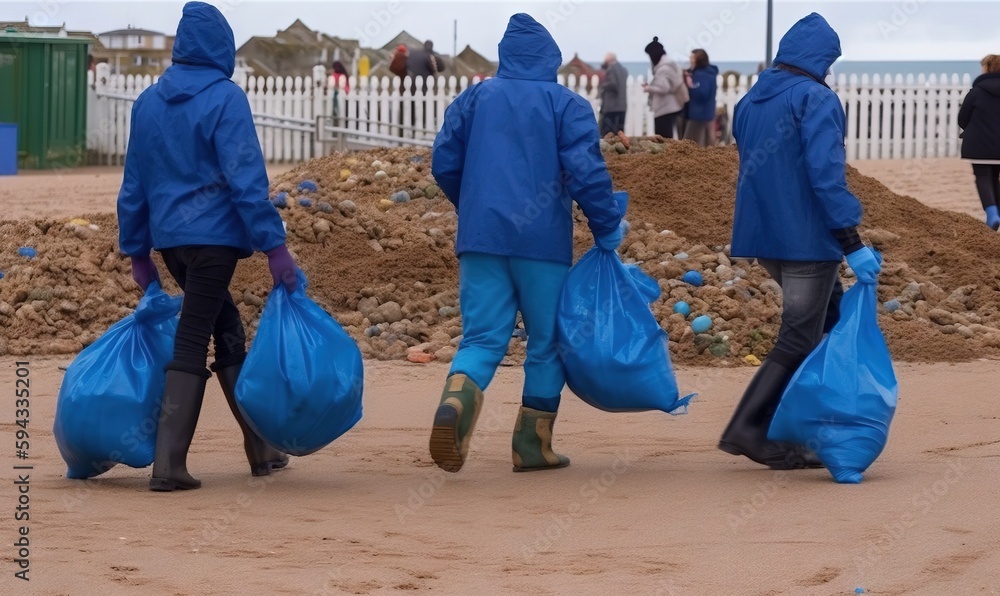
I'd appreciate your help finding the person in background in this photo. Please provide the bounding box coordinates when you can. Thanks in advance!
[117,1,300,491]
[328,60,350,94]
[682,49,719,147]
[599,52,628,136]
[958,54,1000,230]
[407,39,443,128]
[389,44,409,79]
[720,13,881,469]
[429,13,623,474]
[642,37,686,139]
[408,39,442,91]
[328,60,350,125]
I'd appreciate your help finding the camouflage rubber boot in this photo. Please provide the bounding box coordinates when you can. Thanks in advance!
[429,374,484,473]
[512,406,570,472]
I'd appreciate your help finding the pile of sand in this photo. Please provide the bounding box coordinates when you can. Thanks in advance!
[3,140,1000,365]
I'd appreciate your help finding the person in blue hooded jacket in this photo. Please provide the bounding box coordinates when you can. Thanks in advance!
[117,1,300,491]
[681,49,719,147]
[428,13,623,474]
[718,13,881,470]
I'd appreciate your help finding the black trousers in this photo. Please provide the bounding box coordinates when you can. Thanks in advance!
[654,111,681,139]
[973,163,1000,210]
[599,111,626,136]
[160,246,246,376]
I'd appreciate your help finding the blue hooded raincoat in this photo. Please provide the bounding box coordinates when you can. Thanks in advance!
[117,1,285,258]
[431,14,621,265]
[687,64,719,122]
[730,13,862,262]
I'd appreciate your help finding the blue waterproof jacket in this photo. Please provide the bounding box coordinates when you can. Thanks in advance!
[730,13,862,261]
[432,14,622,265]
[117,1,285,258]
[687,64,718,122]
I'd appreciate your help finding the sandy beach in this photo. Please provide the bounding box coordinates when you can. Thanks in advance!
[1,158,982,223]
[852,159,983,221]
[1,156,998,595]
[2,357,998,595]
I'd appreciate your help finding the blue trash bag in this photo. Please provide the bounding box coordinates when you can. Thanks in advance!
[53,282,181,479]
[236,271,363,456]
[768,281,898,483]
[557,248,691,413]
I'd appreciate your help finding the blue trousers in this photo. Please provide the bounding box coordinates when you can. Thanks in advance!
[450,253,569,412]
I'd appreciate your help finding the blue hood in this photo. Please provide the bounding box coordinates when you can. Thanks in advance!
[773,13,840,80]
[750,13,840,102]
[157,2,235,103]
[496,14,562,82]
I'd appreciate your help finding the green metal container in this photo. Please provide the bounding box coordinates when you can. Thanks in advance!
[0,31,91,169]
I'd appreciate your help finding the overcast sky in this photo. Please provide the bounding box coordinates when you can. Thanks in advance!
[4,0,998,63]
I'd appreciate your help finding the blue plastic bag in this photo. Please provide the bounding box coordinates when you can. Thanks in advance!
[768,281,898,483]
[236,272,363,456]
[557,248,691,413]
[53,282,181,479]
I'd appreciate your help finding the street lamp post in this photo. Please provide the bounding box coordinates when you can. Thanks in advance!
[765,0,774,68]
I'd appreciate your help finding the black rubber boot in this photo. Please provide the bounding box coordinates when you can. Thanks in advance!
[215,363,289,477]
[718,360,823,470]
[150,370,207,491]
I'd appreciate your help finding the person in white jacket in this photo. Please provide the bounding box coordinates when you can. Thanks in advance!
[642,37,686,138]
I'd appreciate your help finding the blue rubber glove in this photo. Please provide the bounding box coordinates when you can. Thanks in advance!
[846,246,881,284]
[130,255,159,291]
[986,205,1000,230]
[595,220,627,251]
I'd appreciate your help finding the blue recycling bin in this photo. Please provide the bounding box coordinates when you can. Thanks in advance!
[0,123,16,175]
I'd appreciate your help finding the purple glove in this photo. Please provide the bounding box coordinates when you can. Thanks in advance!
[130,255,159,291]
[265,245,299,292]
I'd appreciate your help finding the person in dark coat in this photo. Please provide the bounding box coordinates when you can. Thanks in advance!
[958,54,1000,229]
[599,52,628,136]
[408,40,442,91]
[429,14,623,474]
[719,13,881,470]
[681,49,718,147]
[117,1,300,491]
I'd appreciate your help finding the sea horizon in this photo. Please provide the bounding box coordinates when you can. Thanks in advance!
[608,60,982,80]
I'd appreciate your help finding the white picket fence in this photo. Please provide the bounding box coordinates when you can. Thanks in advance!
[86,62,973,165]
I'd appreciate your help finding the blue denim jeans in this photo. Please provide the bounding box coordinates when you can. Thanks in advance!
[758,259,843,369]
[450,253,569,412]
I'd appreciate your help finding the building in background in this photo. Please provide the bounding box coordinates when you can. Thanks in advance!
[236,19,496,84]
[1,17,102,61]
[559,53,601,80]
[1,19,172,76]
[236,19,362,80]
[456,45,497,79]
[93,26,174,75]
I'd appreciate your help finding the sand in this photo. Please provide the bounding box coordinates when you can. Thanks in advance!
[5,148,1000,365]
[1,357,998,594]
[1,155,998,594]
[852,159,982,220]
[0,164,299,221]
[4,159,974,223]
